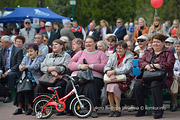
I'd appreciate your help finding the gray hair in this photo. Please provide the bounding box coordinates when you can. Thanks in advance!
[174,40,180,45]
[60,36,70,49]
[97,40,107,50]
[1,35,13,43]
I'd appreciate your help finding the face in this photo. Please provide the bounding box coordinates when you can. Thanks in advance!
[174,44,180,53]
[116,45,126,56]
[97,42,106,52]
[116,20,122,27]
[137,39,147,49]
[15,39,24,48]
[40,21,45,27]
[126,41,134,51]
[52,42,63,53]
[24,22,31,29]
[165,22,169,27]
[27,48,37,59]
[89,23,95,31]
[72,22,78,28]
[53,24,58,29]
[0,39,3,48]
[72,42,81,52]
[85,38,96,51]
[43,37,48,45]
[100,21,105,27]
[107,39,116,49]
[45,26,52,32]
[173,21,179,28]
[165,42,173,49]
[152,39,164,52]
[138,20,144,27]
[34,35,43,45]
[154,20,159,26]
[11,29,16,35]
[1,38,10,49]
[61,39,68,50]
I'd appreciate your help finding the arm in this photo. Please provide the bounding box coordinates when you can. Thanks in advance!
[11,49,23,72]
[68,29,75,40]
[104,54,115,73]
[28,55,45,71]
[138,51,149,70]
[82,27,86,40]
[40,54,50,73]
[133,28,138,42]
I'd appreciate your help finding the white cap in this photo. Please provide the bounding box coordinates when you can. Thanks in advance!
[62,19,72,25]
[45,22,52,27]
[137,35,148,41]
[165,37,174,43]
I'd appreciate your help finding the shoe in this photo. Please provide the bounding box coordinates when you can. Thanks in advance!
[108,111,115,117]
[135,110,146,117]
[56,111,66,116]
[66,111,74,116]
[25,109,33,115]
[13,109,22,115]
[3,97,11,103]
[154,112,163,119]
[170,106,178,112]
[113,111,121,117]
[91,111,98,118]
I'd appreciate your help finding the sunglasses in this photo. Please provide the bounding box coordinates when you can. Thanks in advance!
[137,40,145,43]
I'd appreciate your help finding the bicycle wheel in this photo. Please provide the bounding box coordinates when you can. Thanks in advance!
[72,97,93,118]
[33,97,53,119]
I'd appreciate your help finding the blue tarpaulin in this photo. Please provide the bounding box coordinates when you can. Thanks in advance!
[0,7,70,23]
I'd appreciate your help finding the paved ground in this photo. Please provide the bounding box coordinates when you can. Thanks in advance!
[0,98,180,120]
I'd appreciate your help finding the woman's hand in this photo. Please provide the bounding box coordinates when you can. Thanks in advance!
[153,64,161,69]
[48,66,56,72]
[19,63,28,71]
[144,64,155,71]
[80,64,89,70]
[106,70,115,77]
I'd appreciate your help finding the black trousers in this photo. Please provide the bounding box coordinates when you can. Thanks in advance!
[34,79,67,99]
[0,71,21,92]
[134,80,165,113]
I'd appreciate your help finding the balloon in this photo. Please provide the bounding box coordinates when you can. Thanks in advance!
[151,0,163,9]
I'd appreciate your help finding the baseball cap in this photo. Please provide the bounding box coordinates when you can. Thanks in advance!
[165,37,174,43]
[24,19,31,23]
[45,22,52,27]
[62,19,72,25]
[137,35,148,41]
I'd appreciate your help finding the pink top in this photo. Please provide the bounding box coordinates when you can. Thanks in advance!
[39,27,46,34]
[68,50,108,78]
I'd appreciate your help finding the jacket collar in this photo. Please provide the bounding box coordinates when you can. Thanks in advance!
[147,46,172,54]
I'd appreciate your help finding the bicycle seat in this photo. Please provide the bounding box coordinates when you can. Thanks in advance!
[47,86,61,91]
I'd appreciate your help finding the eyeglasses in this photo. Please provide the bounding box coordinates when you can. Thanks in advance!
[116,21,122,23]
[137,40,145,43]
[25,22,30,24]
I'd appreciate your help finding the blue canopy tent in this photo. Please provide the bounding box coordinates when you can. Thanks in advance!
[0,7,70,23]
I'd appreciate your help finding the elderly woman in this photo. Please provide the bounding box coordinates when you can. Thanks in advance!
[36,39,71,98]
[133,17,149,42]
[69,38,83,57]
[60,36,71,53]
[170,40,180,112]
[134,33,175,119]
[13,43,45,115]
[67,36,108,118]
[97,40,107,53]
[104,41,134,117]
[14,35,26,55]
[106,34,118,57]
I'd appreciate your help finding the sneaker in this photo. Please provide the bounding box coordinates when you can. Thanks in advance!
[91,111,98,118]
[108,111,114,117]
[170,106,178,112]
[113,111,121,117]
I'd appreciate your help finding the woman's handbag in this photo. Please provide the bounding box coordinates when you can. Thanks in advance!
[103,74,126,83]
[170,76,179,94]
[39,73,61,86]
[17,71,33,93]
[77,58,94,84]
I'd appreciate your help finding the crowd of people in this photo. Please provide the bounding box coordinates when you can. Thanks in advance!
[0,16,180,119]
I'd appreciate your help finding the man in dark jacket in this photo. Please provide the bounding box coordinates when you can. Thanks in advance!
[0,36,23,103]
[86,22,100,41]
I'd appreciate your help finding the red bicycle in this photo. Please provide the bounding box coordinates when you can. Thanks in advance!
[33,75,93,119]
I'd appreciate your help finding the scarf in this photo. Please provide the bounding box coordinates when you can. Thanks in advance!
[117,53,125,66]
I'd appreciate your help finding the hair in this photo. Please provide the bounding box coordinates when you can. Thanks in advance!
[85,36,98,43]
[89,18,95,23]
[173,19,180,37]
[14,35,25,44]
[54,22,60,27]
[72,38,83,48]
[97,40,108,50]
[100,19,109,27]
[143,33,152,41]
[117,18,123,23]
[53,39,65,51]
[43,34,48,40]
[40,19,46,24]
[165,20,171,25]
[116,40,128,49]
[152,17,161,32]
[26,42,38,51]
[1,35,12,43]
[90,22,96,27]
[106,34,118,42]
[60,36,70,50]
[138,17,146,26]
[35,33,43,39]
[125,39,135,47]
[152,33,168,42]
[174,40,180,45]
